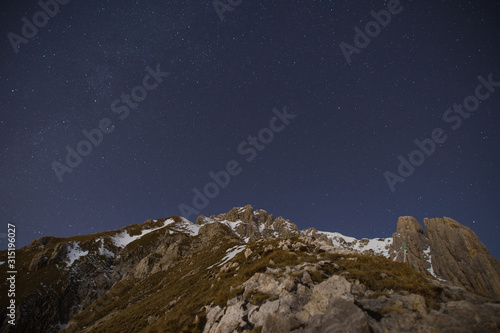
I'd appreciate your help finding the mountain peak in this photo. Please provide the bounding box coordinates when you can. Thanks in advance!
[195,205,300,242]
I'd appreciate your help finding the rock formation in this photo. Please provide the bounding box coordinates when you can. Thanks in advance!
[0,206,499,333]
[424,217,500,299]
[390,216,431,274]
[390,216,500,299]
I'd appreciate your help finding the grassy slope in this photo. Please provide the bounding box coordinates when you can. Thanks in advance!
[0,216,184,328]
[64,236,441,333]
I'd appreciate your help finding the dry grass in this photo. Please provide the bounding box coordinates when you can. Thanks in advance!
[1,232,445,333]
[380,304,405,315]
[246,291,276,305]
[65,237,314,332]
[323,253,440,305]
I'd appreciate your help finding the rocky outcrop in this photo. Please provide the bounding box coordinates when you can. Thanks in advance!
[424,217,500,299]
[204,269,372,333]
[359,290,500,333]
[266,216,300,238]
[390,216,431,274]
[204,261,500,333]
[216,205,257,224]
[391,216,500,300]
[198,221,236,239]
[199,204,300,241]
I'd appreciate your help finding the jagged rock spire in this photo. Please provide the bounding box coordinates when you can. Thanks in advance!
[195,205,300,241]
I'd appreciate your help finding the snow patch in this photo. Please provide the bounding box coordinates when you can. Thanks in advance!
[218,220,245,237]
[169,217,201,236]
[356,238,393,257]
[181,220,202,236]
[198,216,215,225]
[97,238,115,258]
[65,242,89,266]
[315,231,392,258]
[51,322,67,331]
[315,231,357,245]
[207,245,246,269]
[423,246,444,280]
[111,218,176,248]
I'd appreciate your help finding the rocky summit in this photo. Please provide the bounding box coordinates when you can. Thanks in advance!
[1,205,499,332]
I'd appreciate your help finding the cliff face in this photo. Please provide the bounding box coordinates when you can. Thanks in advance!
[390,216,431,274]
[391,216,500,299]
[1,207,499,333]
[424,217,500,299]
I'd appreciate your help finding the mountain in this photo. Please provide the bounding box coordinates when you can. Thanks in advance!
[1,205,499,332]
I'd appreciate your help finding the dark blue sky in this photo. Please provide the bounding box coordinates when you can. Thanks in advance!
[1,0,499,259]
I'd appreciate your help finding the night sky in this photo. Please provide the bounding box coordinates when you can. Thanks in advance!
[1,0,499,259]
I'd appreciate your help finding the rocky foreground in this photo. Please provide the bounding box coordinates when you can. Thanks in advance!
[1,205,499,332]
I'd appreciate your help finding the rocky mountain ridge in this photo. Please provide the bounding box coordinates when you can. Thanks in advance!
[1,205,499,332]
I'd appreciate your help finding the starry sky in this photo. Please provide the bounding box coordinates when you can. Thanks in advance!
[1,0,499,259]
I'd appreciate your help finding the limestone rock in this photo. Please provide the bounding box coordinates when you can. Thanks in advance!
[424,217,500,299]
[198,204,300,241]
[198,221,236,239]
[242,273,280,298]
[300,275,353,320]
[248,300,280,327]
[206,301,247,333]
[262,313,293,333]
[390,216,431,274]
[390,216,500,300]
[244,247,253,259]
[297,298,370,333]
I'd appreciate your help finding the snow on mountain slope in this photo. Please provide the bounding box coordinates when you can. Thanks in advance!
[55,217,204,271]
[207,245,247,269]
[168,216,202,236]
[58,206,394,274]
[111,218,176,247]
[196,206,392,257]
[423,245,444,281]
[65,242,89,266]
[306,230,393,257]
[96,238,115,258]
